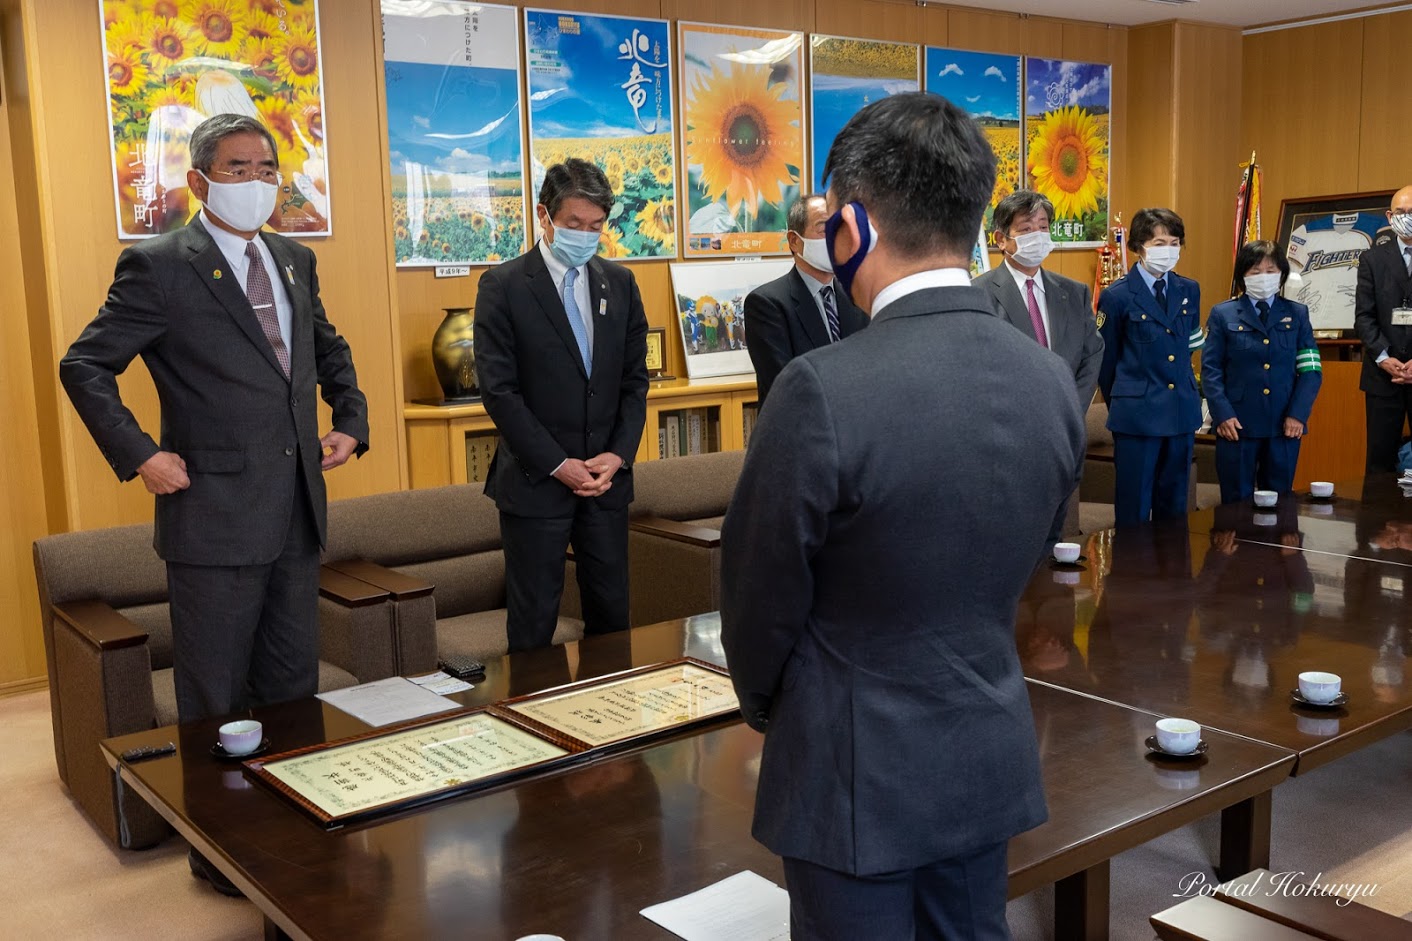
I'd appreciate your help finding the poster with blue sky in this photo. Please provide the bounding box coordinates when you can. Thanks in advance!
[382,0,525,266]
[1024,58,1111,245]
[809,36,919,194]
[525,9,676,259]
[924,47,1021,233]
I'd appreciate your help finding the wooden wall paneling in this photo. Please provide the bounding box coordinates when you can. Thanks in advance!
[1296,362,1365,488]
[944,8,1025,54]
[1356,10,1412,192]
[658,0,812,33]
[1123,22,1175,214]
[919,4,949,48]
[813,0,924,43]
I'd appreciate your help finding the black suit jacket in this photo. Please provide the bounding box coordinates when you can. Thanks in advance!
[1354,237,1412,395]
[744,267,868,404]
[721,285,1085,875]
[474,245,648,518]
[59,217,369,566]
[974,263,1103,406]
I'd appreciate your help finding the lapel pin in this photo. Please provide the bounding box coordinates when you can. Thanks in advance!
[213,269,223,280]
[285,264,295,286]
[598,297,607,317]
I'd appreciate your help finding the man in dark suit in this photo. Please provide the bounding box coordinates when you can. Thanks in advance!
[744,194,867,405]
[721,93,1085,940]
[475,159,648,652]
[1354,185,1412,472]
[60,114,368,894]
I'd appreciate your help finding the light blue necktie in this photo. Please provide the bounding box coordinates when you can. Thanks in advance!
[563,266,591,377]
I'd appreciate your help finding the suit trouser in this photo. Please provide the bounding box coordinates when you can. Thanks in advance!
[1365,386,1412,473]
[166,486,321,724]
[1215,434,1302,504]
[782,841,1011,941]
[500,500,629,653]
[1113,432,1194,526]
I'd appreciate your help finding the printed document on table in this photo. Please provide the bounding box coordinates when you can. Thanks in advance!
[317,677,460,726]
[640,871,790,941]
[408,671,475,695]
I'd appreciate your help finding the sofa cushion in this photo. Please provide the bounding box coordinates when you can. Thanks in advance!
[151,660,360,727]
[117,602,175,671]
[325,484,502,565]
[1085,397,1113,449]
[1079,502,1116,535]
[34,524,167,608]
[436,611,585,662]
[396,551,507,619]
[632,451,744,521]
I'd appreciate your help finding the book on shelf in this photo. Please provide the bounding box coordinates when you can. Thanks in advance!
[657,427,667,460]
[742,404,759,448]
[687,410,703,456]
[465,433,499,483]
[665,412,681,458]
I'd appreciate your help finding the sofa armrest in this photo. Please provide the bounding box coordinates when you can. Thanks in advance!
[51,600,148,651]
[630,516,722,549]
[319,566,391,607]
[325,558,434,600]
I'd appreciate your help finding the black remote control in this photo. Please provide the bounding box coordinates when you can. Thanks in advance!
[120,742,176,763]
[438,655,486,679]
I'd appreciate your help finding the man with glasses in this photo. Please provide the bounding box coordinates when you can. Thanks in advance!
[60,113,368,893]
[1354,185,1412,472]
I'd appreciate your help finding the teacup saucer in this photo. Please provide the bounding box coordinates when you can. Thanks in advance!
[211,739,270,761]
[1049,556,1088,571]
[1144,735,1207,760]
[1304,494,1336,503]
[1290,690,1347,709]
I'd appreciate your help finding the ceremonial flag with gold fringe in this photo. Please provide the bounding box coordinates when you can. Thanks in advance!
[1230,153,1262,296]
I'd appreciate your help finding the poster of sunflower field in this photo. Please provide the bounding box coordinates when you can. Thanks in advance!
[924,47,1021,239]
[1024,57,1111,247]
[99,0,331,239]
[678,22,804,258]
[525,9,676,260]
[382,1,525,267]
[810,36,918,194]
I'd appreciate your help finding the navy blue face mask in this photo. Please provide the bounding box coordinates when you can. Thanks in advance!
[824,201,878,305]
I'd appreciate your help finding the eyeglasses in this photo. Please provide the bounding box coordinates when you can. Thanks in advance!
[209,167,283,185]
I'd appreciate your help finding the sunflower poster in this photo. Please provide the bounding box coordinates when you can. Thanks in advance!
[1024,58,1112,247]
[382,1,525,267]
[924,47,1021,237]
[525,10,676,260]
[99,0,331,239]
[678,22,804,258]
[809,36,918,194]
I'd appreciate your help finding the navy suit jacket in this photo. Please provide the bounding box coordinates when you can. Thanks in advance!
[1202,295,1322,435]
[1097,266,1203,437]
[721,285,1084,876]
[744,267,867,405]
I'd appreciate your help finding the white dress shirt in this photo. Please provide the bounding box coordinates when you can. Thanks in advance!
[202,211,292,352]
[540,240,594,351]
[1004,259,1052,342]
[871,268,972,315]
[796,264,839,340]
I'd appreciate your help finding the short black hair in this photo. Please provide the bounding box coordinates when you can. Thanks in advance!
[787,194,826,235]
[823,92,995,259]
[538,158,614,218]
[189,114,279,173]
[1131,208,1185,248]
[992,190,1054,237]
[1234,240,1290,288]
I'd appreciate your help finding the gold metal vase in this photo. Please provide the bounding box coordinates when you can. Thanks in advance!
[431,307,480,403]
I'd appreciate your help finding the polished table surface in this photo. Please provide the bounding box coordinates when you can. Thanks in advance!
[1020,515,1412,774]
[105,617,1293,941]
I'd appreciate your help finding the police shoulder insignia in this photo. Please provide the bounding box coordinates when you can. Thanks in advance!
[1096,310,1106,329]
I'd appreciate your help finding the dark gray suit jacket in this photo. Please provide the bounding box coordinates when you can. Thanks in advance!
[974,263,1103,406]
[721,285,1085,876]
[744,266,868,405]
[1354,236,1412,395]
[60,217,369,566]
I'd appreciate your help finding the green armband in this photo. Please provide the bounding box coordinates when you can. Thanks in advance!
[1296,348,1322,374]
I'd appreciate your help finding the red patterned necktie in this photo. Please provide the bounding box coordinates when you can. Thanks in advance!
[1025,278,1049,348]
[243,241,290,378]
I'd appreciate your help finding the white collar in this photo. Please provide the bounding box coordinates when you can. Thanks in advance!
[1004,259,1045,294]
[871,268,972,315]
[202,209,262,262]
[539,239,587,285]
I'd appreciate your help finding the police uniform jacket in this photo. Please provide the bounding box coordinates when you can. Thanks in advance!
[1202,294,1322,436]
[1097,266,1203,437]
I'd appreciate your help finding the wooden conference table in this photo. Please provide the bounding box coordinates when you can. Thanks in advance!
[103,616,1294,941]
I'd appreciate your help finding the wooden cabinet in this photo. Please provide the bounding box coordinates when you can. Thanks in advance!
[404,376,758,489]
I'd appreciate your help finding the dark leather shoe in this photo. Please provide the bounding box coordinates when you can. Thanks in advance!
[188,847,244,898]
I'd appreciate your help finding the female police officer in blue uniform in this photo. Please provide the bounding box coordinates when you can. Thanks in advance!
[1201,240,1323,504]
[1098,208,1205,526]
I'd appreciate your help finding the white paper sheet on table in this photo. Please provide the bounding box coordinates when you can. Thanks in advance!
[316,676,460,726]
[640,871,790,941]
[408,671,475,695]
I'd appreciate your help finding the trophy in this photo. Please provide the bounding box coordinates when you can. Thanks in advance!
[1096,212,1127,295]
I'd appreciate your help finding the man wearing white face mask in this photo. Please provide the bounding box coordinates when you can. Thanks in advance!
[60,114,368,893]
[1202,241,1322,503]
[1097,207,1203,525]
[745,195,868,405]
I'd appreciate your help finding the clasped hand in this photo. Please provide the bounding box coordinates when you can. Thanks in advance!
[1381,357,1412,384]
[554,453,623,498]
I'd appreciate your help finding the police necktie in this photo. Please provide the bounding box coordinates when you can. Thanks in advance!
[821,284,841,343]
[1153,277,1167,313]
[1256,299,1271,327]
[563,266,592,376]
[243,241,290,378]
[1025,278,1049,348]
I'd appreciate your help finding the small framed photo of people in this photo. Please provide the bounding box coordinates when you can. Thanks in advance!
[1277,190,1395,333]
[669,259,792,378]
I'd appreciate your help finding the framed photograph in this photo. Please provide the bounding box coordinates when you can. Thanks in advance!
[926,47,1021,236]
[645,326,673,380]
[810,36,919,193]
[1276,190,1394,332]
[1024,58,1112,248]
[670,258,793,378]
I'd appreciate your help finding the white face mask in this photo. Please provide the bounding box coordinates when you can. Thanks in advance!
[1142,244,1181,275]
[798,236,833,273]
[1244,272,1282,301]
[198,171,278,233]
[1008,230,1054,268]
